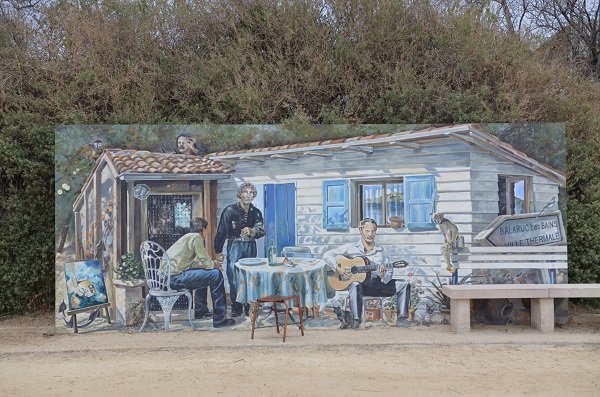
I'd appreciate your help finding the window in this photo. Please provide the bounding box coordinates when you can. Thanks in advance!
[498,176,530,215]
[174,201,192,229]
[357,180,404,227]
[322,175,436,230]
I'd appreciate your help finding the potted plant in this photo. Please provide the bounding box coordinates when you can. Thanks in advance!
[114,253,145,282]
[408,280,424,321]
[113,253,146,326]
[383,296,397,322]
[364,299,381,322]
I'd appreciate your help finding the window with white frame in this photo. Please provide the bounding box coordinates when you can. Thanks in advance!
[357,179,404,227]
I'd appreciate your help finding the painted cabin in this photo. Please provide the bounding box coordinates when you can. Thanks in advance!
[71,149,233,315]
[208,124,566,283]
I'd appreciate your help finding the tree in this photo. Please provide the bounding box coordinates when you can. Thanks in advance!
[458,0,600,77]
[529,0,600,76]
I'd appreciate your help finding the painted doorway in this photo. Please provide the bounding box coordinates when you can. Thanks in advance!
[147,194,193,310]
[264,183,296,255]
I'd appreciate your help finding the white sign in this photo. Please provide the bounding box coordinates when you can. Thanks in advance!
[475,211,565,247]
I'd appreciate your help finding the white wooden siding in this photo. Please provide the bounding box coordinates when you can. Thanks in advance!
[214,140,563,270]
[215,141,472,267]
[469,147,561,236]
[531,175,560,213]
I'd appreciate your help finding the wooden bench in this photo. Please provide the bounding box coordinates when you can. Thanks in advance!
[442,284,600,333]
[445,246,568,283]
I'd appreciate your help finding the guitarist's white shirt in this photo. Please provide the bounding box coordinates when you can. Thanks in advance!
[323,240,393,283]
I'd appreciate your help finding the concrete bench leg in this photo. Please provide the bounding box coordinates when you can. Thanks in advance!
[531,298,554,332]
[450,299,471,333]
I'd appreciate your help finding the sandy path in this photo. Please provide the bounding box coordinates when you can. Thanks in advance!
[1,311,599,397]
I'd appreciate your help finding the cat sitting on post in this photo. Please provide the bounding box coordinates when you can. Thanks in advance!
[433,212,460,274]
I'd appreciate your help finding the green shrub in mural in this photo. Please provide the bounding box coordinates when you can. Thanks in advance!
[114,253,145,281]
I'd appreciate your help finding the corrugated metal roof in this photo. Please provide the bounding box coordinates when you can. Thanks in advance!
[209,131,414,156]
[106,150,234,175]
[207,124,566,186]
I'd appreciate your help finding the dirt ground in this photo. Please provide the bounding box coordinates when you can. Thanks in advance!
[1,307,599,397]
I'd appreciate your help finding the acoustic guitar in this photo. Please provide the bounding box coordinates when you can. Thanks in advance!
[327,255,409,291]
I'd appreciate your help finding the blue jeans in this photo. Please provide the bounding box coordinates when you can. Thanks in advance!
[194,288,208,312]
[226,240,257,312]
[170,269,227,322]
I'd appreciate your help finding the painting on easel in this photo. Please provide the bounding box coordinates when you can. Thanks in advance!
[64,260,109,311]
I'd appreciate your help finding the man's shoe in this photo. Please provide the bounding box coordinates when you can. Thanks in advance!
[194,309,212,319]
[244,304,250,316]
[230,303,243,317]
[350,319,361,329]
[231,310,243,317]
[396,318,416,328]
[213,318,236,328]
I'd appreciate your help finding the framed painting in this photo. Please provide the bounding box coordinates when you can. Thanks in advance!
[64,260,109,312]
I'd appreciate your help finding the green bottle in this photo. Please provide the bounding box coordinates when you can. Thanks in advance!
[268,240,277,266]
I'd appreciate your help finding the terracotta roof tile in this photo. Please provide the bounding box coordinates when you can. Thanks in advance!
[106,150,234,175]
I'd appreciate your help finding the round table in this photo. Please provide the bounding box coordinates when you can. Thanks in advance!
[234,258,329,309]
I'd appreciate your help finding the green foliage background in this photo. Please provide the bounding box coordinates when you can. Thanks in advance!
[1,0,599,314]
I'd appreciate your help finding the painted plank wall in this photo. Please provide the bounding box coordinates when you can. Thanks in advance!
[215,140,474,269]
[214,140,563,272]
[531,176,560,212]
[469,147,562,236]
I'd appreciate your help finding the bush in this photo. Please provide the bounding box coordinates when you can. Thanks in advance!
[114,253,145,281]
[0,117,54,313]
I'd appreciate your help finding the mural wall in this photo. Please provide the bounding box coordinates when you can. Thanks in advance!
[55,124,567,332]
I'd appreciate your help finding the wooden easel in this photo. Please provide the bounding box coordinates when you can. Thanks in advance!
[66,303,112,333]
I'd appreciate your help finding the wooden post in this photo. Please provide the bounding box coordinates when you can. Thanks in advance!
[104,306,112,324]
[94,170,102,251]
[126,181,135,255]
[140,194,148,243]
[83,193,88,256]
[113,180,121,265]
[204,180,218,258]
[73,314,78,333]
[74,212,81,260]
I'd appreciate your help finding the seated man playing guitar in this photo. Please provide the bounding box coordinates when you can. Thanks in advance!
[323,218,412,329]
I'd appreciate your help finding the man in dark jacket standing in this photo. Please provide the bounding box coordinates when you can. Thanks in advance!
[214,182,265,317]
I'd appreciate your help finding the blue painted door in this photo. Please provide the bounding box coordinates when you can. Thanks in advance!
[264,183,295,255]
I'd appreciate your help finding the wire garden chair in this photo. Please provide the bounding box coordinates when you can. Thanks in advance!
[139,240,194,332]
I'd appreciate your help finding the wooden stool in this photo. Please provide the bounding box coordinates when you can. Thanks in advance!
[250,295,305,343]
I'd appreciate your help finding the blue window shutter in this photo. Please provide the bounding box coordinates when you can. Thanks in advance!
[405,175,436,228]
[323,180,349,230]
